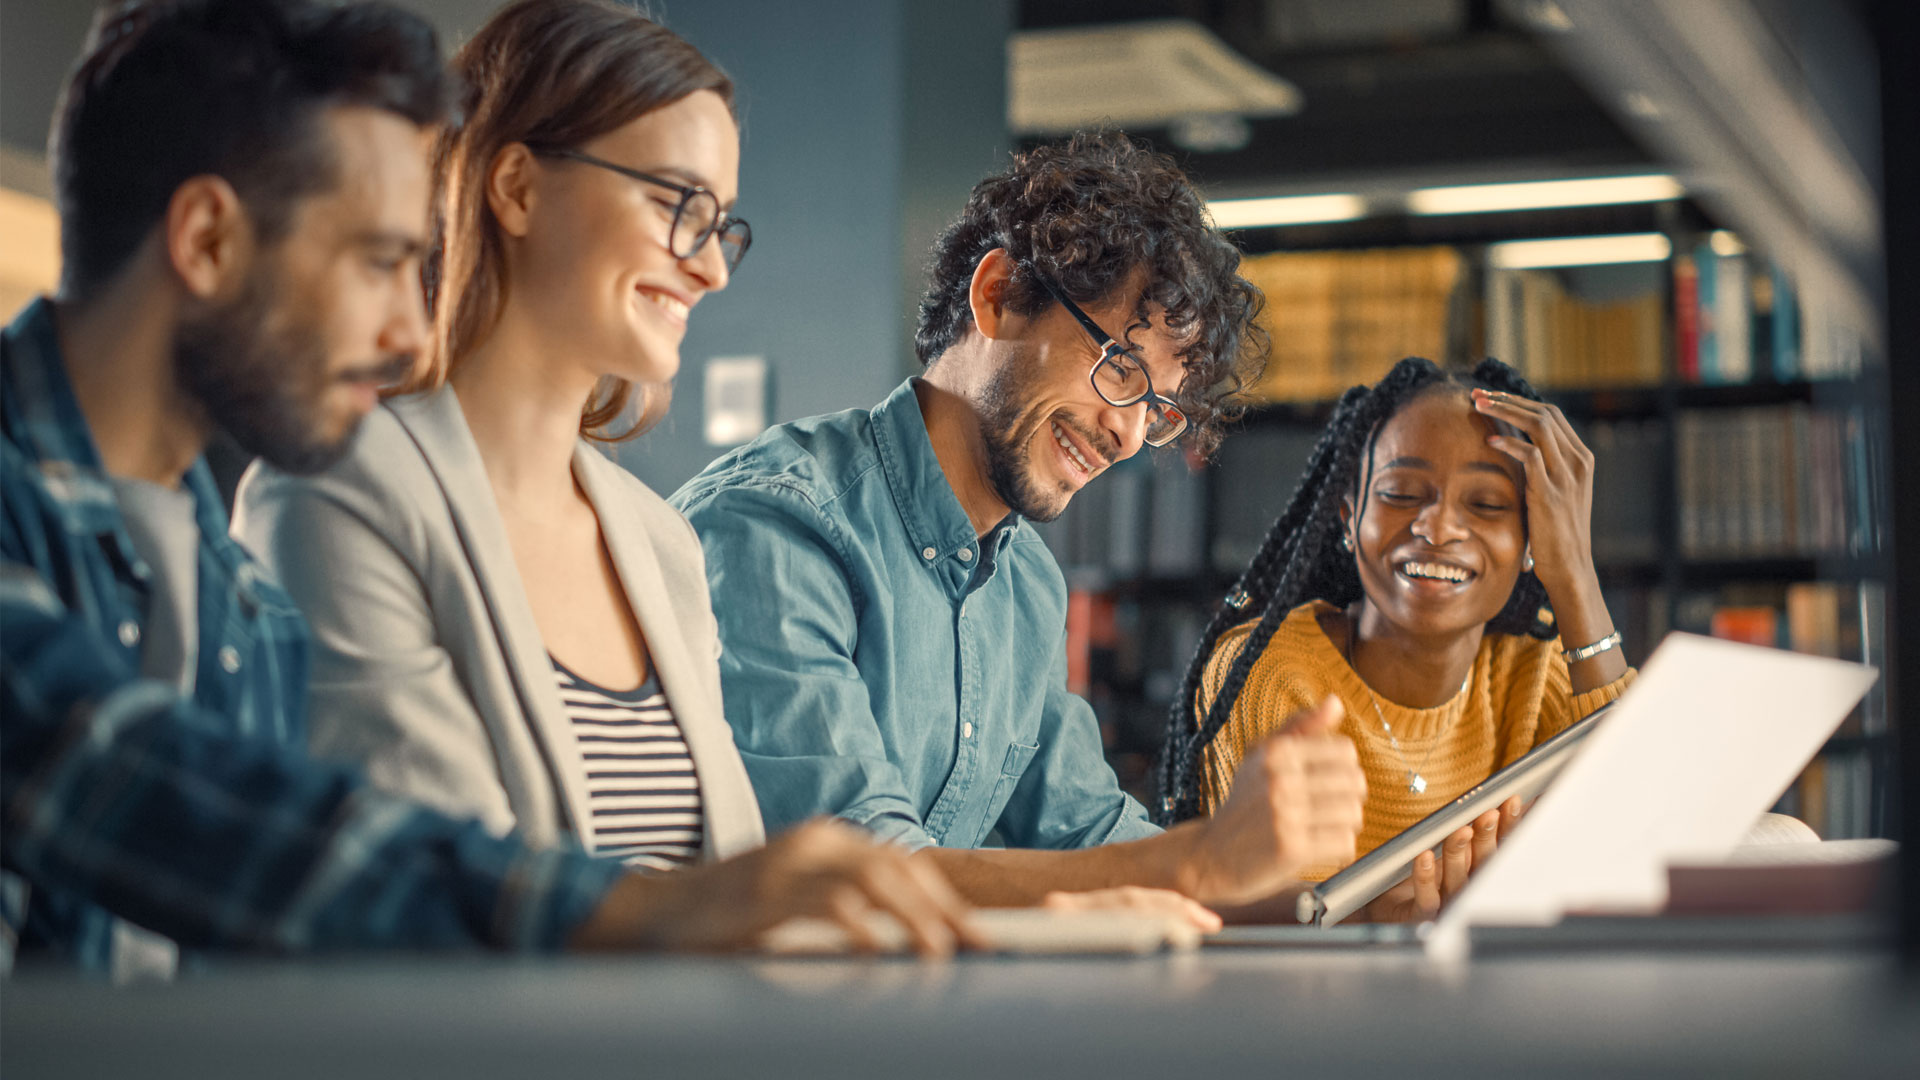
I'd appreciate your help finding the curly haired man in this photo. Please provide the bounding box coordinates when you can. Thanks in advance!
[675,132,1369,911]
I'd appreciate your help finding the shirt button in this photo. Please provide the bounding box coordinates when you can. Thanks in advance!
[117,620,141,647]
[958,548,973,561]
[922,546,938,561]
[962,722,974,739]
[218,645,242,674]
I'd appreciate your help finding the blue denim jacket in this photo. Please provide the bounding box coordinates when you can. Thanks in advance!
[1,299,620,972]
[673,379,1160,851]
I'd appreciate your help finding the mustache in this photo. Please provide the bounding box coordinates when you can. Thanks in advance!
[1053,414,1118,469]
[335,353,416,387]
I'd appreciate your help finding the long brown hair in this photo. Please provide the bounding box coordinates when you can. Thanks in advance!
[401,0,733,442]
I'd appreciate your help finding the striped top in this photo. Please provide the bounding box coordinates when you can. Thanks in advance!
[551,658,705,872]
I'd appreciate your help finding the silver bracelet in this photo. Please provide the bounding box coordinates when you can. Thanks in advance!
[1566,631,1623,663]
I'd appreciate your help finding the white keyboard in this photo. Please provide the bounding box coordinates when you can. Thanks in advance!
[759,907,1203,955]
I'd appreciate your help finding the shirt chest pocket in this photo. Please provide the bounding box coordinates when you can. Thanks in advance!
[979,739,1040,843]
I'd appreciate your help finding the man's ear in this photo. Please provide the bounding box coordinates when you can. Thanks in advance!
[966,246,1017,341]
[487,143,539,239]
[164,175,252,301]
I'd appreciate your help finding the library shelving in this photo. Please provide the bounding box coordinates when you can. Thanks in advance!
[1036,205,1891,840]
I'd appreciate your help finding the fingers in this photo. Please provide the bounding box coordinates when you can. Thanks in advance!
[1411,850,1442,919]
[1179,896,1225,933]
[827,884,886,953]
[1470,808,1501,869]
[904,849,990,949]
[1280,694,1346,738]
[1440,825,1474,901]
[1305,824,1359,867]
[1474,390,1593,480]
[852,851,971,958]
[1497,795,1525,842]
[1045,887,1223,932]
[780,820,977,958]
[1206,720,1368,901]
[1485,429,1546,481]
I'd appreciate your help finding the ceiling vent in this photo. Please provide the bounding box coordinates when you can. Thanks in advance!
[1009,19,1303,137]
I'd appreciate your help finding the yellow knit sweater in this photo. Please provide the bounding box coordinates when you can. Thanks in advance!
[1198,600,1634,881]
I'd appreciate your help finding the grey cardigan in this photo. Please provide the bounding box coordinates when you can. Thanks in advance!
[232,388,764,859]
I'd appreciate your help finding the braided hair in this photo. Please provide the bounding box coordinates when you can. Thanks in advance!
[1155,357,1556,825]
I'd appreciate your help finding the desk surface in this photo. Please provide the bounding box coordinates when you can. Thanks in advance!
[6,944,1919,1079]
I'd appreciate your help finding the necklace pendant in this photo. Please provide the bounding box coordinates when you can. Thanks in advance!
[1409,773,1427,794]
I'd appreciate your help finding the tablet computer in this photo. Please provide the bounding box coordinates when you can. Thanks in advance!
[1294,702,1616,927]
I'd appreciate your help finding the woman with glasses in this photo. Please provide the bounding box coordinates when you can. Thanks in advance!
[233,0,979,950]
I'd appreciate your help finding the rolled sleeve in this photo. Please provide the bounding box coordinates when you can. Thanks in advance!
[1,559,618,955]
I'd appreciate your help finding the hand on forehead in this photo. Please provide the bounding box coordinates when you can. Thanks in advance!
[1369,388,1526,490]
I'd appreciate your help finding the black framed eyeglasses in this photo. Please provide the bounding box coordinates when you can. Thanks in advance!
[534,147,752,272]
[1030,270,1188,447]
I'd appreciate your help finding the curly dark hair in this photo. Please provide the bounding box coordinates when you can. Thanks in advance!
[1155,357,1557,825]
[913,131,1268,457]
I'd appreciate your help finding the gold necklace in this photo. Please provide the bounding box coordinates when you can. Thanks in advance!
[1345,610,1468,794]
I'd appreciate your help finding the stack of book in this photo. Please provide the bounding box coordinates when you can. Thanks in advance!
[1484,268,1664,389]
[1673,240,1861,384]
[1239,246,1460,402]
[1584,417,1666,564]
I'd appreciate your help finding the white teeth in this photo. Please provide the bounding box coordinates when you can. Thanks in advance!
[1401,561,1471,583]
[640,290,689,322]
[1052,422,1092,473]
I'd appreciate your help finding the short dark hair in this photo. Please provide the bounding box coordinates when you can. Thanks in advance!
[913,131,1268,457]
[50,0,451,299]
[1156,357,1555,824]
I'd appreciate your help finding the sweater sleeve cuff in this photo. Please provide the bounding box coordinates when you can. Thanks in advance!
[1570,668,1637,721]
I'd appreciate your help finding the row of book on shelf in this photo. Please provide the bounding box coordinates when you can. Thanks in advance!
[1571,577,1883,840]
[1035,444,1210,581]
[1233,237,1859,402]
[1675,404,1879,560]
[1040,402,1881,582]
[1700,579,1889,840]
[1670,236,1863,384]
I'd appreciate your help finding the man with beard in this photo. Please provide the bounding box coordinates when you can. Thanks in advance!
[3,0,975,975]
[675,133,1370,910]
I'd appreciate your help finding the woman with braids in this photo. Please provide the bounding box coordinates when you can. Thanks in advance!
[1160,356,1634,922]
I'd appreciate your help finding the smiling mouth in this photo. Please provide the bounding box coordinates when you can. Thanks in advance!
[1051,421,1096,476]
[638,288,690,324]
[1398,560,1476,585]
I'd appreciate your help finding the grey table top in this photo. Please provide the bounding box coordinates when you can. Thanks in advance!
[6,942,1919,1079]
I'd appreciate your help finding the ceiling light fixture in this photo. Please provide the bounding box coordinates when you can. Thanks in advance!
[1487,233,1673,269]
[1206,194,1369,229]
[1407,174,1683,215]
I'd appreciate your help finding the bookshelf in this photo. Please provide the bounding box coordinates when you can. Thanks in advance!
[1036,205,1892,840]
[1012,0,1890,846]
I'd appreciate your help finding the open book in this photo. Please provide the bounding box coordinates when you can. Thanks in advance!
[1294,702,1617,927]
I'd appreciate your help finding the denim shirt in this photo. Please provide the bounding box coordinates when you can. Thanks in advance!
[1,298,619,973]
[673,379,1160,850]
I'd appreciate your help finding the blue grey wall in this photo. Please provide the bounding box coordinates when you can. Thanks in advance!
[617,0,1011,495]
[1,0,1010,496]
